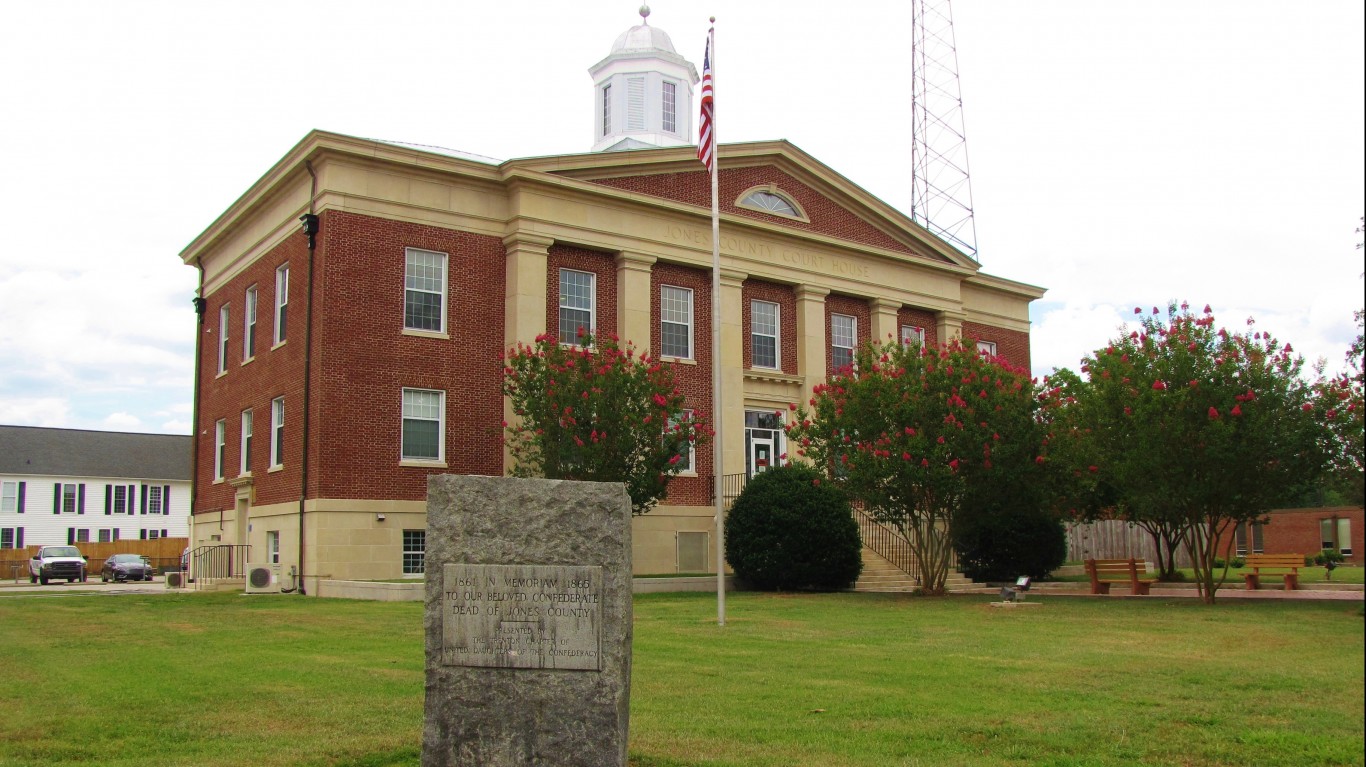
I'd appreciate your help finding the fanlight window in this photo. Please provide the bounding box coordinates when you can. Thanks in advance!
[740,190,800,218]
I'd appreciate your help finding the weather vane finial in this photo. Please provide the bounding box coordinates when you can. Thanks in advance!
[639,5,650,24]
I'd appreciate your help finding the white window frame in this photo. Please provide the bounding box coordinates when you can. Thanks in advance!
[601,84,612,137]
[1,481,16,513]
[751,300,780,369]
[240,409,253,476]
[401,388,445,463]
[403,529,426,575]
[558,269,596,346]
[270,397,285,469]
[404,248,448,333]
[977,340,998,357]
[214,420,226,481]
[217,304,229,375]
[62,484,78,514]
[267,530,280,565]
[147,486,163,515]
[244,285,258,360]
[662,80,677,133]
[1337,518,1353,556]
[113,485,127,515]
[274,264,289,346]
[831,314,856,371]
[900,325,925,346]
[660,285,694,360]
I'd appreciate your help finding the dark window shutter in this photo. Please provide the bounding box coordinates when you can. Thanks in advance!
[140,485,148,515]
[78,484,86,515]
[162,529,168,538]
[164,485,171,515]
[139,529,148,540]
[113,529,120,542]
[128,485,136,513]
[53,484,61,514]
[67,528,75,545]
[15,528,22,549]
[105,485,112,515]
[16,482,23,513]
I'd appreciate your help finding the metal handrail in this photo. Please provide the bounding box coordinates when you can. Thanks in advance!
[189,544,250,587]
[852,506,920,575]
[718,473,747,510]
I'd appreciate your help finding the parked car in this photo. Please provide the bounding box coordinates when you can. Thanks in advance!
[101,553,154,583]
[29,546,87,585]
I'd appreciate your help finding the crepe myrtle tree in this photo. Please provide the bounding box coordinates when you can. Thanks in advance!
[501,330,711,516]
[787,336,1063,595]
[1067,303,1331,604]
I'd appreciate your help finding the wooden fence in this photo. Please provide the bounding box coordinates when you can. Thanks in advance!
[1064,521,1193,568]
[1,538,188,581]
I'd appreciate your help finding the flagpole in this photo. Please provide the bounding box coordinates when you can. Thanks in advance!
[704,20,725,627]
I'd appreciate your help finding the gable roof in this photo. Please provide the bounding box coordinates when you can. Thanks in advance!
[0,425,191,481]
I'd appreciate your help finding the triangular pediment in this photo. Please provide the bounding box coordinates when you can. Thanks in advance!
[510,140,975,269]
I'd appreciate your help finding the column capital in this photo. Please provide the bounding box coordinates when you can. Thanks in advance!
[615,251,657,272]
[502,231,555,254]
[870,297,902,313]
[719,268,748,289]
[794,284,831,302]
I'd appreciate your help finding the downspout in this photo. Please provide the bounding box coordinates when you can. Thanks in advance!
[190,266,206,551]
[296,161,320,595]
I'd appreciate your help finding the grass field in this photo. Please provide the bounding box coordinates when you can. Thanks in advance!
[0,591,1361,767]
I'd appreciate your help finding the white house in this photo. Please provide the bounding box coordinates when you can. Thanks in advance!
[0,425,191,549]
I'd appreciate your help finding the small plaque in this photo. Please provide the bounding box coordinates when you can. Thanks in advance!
[441,564,602,670]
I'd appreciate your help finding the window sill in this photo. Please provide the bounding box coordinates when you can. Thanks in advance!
[400,459,448,469]
[402,328,450,340]
[215,370,228,379]
[268,465,284,473]
[212,478,225,485]
[661,355,696,366]
[271,340,286,351]
[742,368,803,385]
[241,356,255,366]
[673,470,699,478]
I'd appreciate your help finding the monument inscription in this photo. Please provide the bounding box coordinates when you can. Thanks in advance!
[442,564,602,670]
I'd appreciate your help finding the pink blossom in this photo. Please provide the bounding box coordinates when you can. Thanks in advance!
[1230,405,1243,417]
[1208,407,1220,420]
[1152,381,1167,391]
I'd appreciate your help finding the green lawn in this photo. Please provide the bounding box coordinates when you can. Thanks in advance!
[0,591,1361,767]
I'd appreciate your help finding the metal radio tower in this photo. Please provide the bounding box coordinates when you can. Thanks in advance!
[910,0,978,261]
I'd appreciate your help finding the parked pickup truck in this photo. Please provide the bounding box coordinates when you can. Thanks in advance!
[29,545,88,585]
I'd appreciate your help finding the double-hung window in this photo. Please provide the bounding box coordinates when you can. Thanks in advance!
[112,485,127,514]
[267,530,280,564]
[663,81,677,133]
[403,529,426,575]
[831,314,856,370]
[147,486,163,515]
[244,286,258,360]
[977,340,997,357]
[751,301,780,369]
[404,248,447,332]
[0,481,19,513]
[274,264,289,345]
[667,410,696,473]
[217,305,230,374]
[660,286,693,359]
[401,388,444,462]
[601,84,612,137]
[240,409,253,475]
[270,397,285,469]
[900,325,925,346]
[214,420,226,481]
[558,269,595,345]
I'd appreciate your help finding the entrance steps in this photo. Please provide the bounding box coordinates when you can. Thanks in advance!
[851,547,979,593]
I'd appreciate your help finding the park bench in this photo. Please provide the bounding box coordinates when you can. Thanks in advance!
[1084,558,1157,595]
[1242,553,1303,590]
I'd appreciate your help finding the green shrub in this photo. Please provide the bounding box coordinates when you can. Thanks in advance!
[1314,549,1345,566]
[952,505,1067,582]
[724,465,862,591]
[1212,556,1246,569]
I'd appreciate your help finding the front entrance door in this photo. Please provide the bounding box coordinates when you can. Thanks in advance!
[744,410,784,480]
[749,433,775,478]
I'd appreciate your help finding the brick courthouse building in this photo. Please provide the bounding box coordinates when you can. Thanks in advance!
[182,15,1043,593]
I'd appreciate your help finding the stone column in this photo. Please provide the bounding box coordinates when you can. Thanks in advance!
[718,269,747,475]
[794,285,831,407]
[936,307,966,347]
[502,233,553,474]
[869,297,902,346]
[614,251,656,351]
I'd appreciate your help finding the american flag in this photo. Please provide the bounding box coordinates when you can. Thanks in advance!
[697,35,715,173]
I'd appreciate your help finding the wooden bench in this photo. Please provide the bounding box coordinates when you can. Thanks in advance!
[1243,553,1303,590]
[1084,558,1157,595]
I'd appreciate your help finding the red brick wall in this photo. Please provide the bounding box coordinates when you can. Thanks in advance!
[740,280,798,375]
[194,211,508,515]
[651,263,714,506]
[1230,507,1365,564]
[825,295,871,376]
[310,211,506,500]
[546,246,618,343]
[962,321,1032,374]
[195,233,308,514]
[897,307,939,348]
[587,166,922,258]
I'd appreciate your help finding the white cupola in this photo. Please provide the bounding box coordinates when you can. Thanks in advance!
[588,5,699,152]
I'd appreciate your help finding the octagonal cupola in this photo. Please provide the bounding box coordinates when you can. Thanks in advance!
[589,5,699,152]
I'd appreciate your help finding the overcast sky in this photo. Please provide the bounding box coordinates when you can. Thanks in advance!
[1,0,1362,435]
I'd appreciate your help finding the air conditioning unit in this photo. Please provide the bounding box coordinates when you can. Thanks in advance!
[165,571,185,589]
[244,564,280,594]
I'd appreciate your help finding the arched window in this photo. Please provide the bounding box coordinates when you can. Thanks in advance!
[735,185,808,221]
